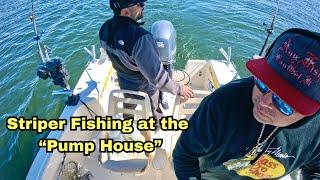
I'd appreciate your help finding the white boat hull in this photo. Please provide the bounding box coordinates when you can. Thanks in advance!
[27,49,240,180]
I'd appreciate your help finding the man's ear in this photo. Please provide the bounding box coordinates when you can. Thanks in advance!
[120,8,131,17]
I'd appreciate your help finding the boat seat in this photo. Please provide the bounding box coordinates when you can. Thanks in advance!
[176,90,211,119]
[100,89,154,174]
[104,159,148,173]
[107,89,153,120]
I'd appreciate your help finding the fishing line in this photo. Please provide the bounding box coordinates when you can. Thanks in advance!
[175,70,186,82]
[80,99,98,118]
[183,70,191,85]
[175,70,191,85]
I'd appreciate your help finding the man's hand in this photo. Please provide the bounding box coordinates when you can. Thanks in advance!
[180,85,194,99]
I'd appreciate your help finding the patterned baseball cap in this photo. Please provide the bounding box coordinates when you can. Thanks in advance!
[246,28,320,116]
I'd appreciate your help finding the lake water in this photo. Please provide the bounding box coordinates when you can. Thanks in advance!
[0,0,319,179]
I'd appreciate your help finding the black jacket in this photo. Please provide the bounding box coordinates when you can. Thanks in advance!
[173,77,320,179]
[99,16,181,97]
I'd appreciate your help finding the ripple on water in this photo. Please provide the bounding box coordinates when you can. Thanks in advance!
[0,0,319,179]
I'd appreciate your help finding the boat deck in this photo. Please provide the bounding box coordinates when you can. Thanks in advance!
[27,49,240,180]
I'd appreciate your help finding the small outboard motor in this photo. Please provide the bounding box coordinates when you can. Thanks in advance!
[151,20,177,110]
[151,20,176,78]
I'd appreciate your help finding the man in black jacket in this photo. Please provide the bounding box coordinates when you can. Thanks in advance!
[173,28,320,179]
[99,0,193,120]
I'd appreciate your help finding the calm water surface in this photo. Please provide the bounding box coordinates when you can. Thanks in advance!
[0,0,319,179]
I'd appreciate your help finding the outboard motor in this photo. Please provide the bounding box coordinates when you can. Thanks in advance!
[151,20,177,110]
[151,20,177,78]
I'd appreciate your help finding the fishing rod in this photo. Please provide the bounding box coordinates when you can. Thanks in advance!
[30,0,80,106]
[259,0,280,56]
[30,0,46,63]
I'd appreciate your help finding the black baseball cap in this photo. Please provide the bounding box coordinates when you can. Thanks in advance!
[110,0,147,12]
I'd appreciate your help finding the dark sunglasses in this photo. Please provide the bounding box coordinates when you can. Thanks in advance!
[128,2,144,8]
[255,78,294,116]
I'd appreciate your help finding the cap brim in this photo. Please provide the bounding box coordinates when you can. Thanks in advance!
[246,58,320,116]
[135,0,147,2]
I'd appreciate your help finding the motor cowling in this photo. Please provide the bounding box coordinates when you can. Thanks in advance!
[151,20,177,109]
[151,20,176,77]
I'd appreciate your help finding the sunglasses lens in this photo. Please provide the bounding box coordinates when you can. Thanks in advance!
[255,78,269,94]
[128,2,143,8]
[272,95,294,116]
[255,78,293,116]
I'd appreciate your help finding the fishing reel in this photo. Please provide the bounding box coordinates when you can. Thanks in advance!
[36,58,80,106]
[37,57,69,88]
[263,22,274,35]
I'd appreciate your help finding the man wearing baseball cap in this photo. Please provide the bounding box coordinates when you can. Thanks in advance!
[99,0,193,120]
[173,28,320,179]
